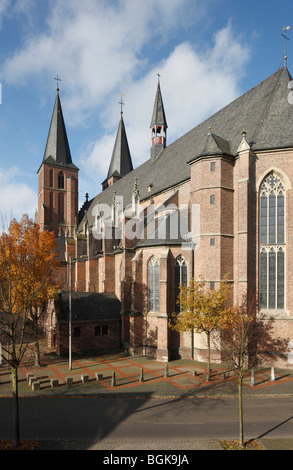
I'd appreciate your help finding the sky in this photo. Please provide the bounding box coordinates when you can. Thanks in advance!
[0,0,292,221]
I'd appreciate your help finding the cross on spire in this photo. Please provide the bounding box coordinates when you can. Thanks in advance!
[282,26,290,66]
[157,73,161,83]
[54,75,62,91]
[119,94,125,115]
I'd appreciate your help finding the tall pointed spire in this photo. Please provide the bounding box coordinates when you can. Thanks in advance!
[103,98,133,190]
[150,77,168,129]
[107,115,133,179]
[150,76,168,161]
[36,86,79,237]
[43,90,77,168]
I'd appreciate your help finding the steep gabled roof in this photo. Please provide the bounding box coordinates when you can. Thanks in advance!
[80,66,293,230]
[150,81,168,128]
[106,115,133,181]
[42,91,78,170]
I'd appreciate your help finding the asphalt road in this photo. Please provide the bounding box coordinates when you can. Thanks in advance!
[1,396,293,445]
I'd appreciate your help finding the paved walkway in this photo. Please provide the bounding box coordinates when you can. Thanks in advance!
[1,352,293,450]
[1,351,293,398]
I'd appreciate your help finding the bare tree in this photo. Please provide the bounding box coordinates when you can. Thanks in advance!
[217,292,289,447]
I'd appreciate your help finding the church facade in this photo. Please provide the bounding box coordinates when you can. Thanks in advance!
[36,67,293,366]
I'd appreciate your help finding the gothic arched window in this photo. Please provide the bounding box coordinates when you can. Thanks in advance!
[58,192,65,223]
[175,256,187,313]
[49,191,53,223]
[49,169,53,188]
[148,256,160,312]
[58,171,64,189]
[259,173,285,310]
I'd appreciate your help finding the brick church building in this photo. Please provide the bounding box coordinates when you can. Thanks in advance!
[36,66,293,366]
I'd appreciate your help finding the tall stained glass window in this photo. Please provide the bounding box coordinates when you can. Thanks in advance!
[148,257,160,312]
[259,173,285,310]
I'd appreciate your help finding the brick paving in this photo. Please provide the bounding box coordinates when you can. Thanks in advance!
[1,351,293,397]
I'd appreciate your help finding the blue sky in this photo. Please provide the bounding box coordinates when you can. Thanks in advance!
[0,0,292,221]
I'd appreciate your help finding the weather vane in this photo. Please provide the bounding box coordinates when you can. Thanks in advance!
[282,26,290,67]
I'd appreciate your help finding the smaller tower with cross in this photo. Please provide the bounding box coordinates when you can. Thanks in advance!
[102,95,133,191]
[150,74,168,162]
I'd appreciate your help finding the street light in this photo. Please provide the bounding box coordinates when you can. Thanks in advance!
[69,255,72,371]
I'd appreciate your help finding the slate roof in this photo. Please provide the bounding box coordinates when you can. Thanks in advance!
[79,66,293,230]
[42,91,78,170]
[106,115,133,179]
[55,292,121,322]
[150,81,168,128]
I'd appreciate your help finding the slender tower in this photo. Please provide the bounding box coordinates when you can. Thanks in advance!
[150,75,168,161]
[36,80,79,236]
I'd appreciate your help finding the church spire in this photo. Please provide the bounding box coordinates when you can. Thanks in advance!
[36,86,79,237]
[103,97,133,190]
[43,88,77,169]
[150,76,168,161]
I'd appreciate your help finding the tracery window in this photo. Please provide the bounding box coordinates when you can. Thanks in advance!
[148,256,160,312]
[174,256,187,313]
[259,173,285,310]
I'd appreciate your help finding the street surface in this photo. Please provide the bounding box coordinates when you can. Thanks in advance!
[1,396,293,445]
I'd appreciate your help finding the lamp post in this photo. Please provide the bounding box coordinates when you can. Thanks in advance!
[69,255,72,371]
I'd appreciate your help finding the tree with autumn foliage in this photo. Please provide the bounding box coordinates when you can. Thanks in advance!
[169,276,231,381]
[217,291,289,448]
[0,215,60,446]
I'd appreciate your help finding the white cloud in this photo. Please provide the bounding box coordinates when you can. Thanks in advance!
[0,0,10,27]
[80,23,250,187]
[2,0,204,121]
[0,166,36,221]
[80,134,117,184]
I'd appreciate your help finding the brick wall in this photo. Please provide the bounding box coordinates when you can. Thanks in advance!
[57,319,120,355]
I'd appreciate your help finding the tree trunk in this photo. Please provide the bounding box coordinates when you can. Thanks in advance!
[34,341,41,367]
[11,366,20,447]
[238,374,244,448]
[207,332,211,381]
[34,319,41,367]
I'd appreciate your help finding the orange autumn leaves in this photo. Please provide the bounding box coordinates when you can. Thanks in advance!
[169,275,256,340]
[0,215,60,320]
[169,276,236,335]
